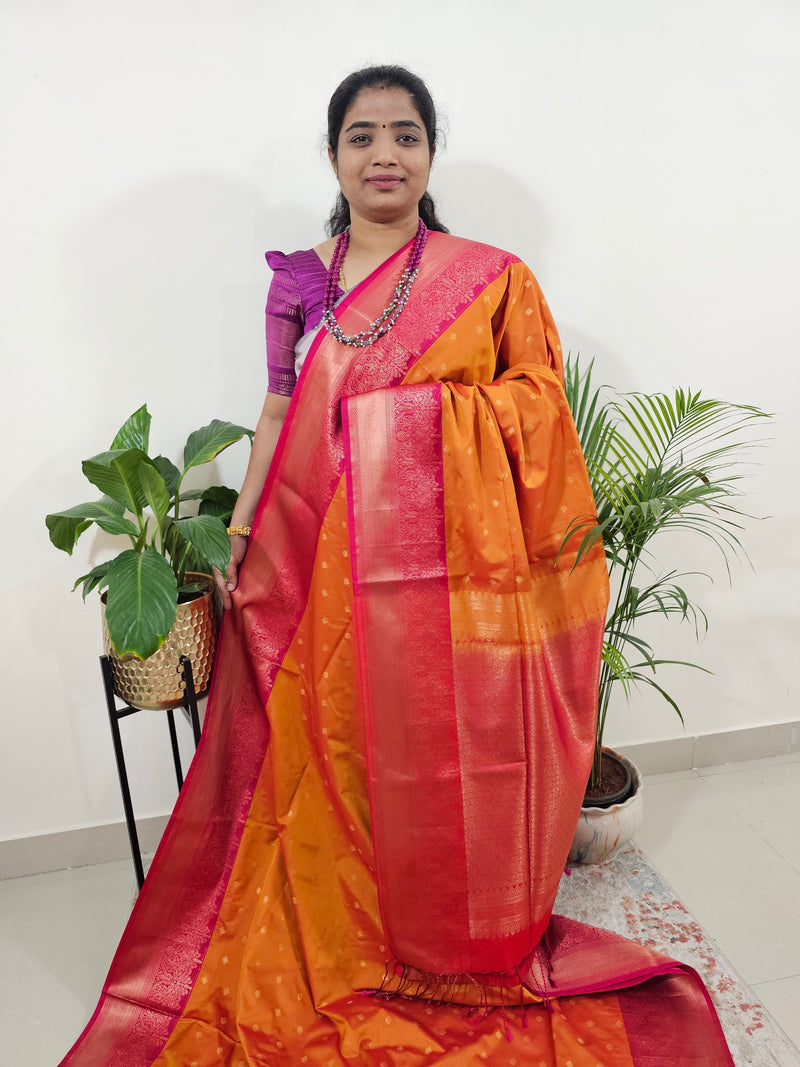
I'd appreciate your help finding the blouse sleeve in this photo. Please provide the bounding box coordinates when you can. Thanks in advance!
[264,251,304,397]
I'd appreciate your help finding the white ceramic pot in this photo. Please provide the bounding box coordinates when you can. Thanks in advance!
[568,753,644,865]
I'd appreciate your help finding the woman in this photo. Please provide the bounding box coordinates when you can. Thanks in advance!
[60,66,732,1065]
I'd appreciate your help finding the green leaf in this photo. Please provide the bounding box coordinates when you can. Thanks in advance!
[629,658,712,676]
[73,560,110,599]
[139,461,171,531]
[105,548,178,660]
[46,498,139,552]
[179,580,206,598]
[82,449,153,514]
[563,354,772,756]
[46,512,93,554]
[600,642,635,697]
[182,420,253,474]
[152,455,180,498]
[172,514,232,575]
[179,543,208,575]
[198,485,238,521]
[628,673,687,727]
[110,404,151,452]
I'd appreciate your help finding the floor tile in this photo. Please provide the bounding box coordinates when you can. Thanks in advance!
[701,761,800,874]
[0,858,133,920]
[752,974,800,1050]
[696,751,800,777]
[0,862,134,1062]
[640,768,697,785]
[634,774,800,984]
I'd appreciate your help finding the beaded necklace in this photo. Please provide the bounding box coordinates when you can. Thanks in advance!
[321,219,428,348]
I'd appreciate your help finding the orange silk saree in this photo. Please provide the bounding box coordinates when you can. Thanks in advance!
[60,233,733,1065]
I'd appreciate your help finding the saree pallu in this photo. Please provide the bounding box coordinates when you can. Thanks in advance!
[60,233,732,1066]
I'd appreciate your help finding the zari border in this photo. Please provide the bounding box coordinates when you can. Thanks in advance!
[343,382,473,973]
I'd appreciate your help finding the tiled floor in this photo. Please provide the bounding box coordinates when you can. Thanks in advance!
[1,753,799,1064]
[635,753,800,1054]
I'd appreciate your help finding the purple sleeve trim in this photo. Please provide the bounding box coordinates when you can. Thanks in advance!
[264,249,340,397]
[264,253,302,397]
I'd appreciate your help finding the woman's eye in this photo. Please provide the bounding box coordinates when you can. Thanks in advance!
[398,135,419,144]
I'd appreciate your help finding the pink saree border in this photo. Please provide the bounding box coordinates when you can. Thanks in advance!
[619,973,734,1065]
[343,383,472,972]
[60,232,519,1065]
[531,916,734,1065]
[342,376,601,978]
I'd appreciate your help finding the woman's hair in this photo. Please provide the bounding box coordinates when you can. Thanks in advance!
[325,65,448,236]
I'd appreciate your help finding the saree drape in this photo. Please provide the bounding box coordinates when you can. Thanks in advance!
[60,233,732,1066]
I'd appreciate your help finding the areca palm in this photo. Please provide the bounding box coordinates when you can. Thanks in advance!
[563,357,770,784]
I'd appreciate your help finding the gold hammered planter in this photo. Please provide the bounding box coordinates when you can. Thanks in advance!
[102,573,221,710]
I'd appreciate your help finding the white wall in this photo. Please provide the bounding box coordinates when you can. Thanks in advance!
[2,0,798,842]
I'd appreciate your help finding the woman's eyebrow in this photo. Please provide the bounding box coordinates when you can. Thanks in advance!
[343,119,423,133]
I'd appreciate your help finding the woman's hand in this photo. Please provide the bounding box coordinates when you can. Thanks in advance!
[215,534,249,610]
[214,392,290,610]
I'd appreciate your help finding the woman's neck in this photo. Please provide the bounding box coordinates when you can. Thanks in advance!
[345,212,420,261]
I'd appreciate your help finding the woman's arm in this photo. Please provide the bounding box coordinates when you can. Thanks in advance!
[215,390,291,609]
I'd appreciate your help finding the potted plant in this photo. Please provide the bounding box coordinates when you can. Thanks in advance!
[46,404,253,708]
[562,357,770,862]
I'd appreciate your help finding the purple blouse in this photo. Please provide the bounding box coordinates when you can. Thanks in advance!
[264,249,342,396]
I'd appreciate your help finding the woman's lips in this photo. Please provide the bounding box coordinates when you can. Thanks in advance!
[366,176,404,189]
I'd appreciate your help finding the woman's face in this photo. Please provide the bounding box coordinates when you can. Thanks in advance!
[330,87,433,226]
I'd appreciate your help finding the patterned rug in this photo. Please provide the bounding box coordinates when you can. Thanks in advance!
[555,844,799,1067]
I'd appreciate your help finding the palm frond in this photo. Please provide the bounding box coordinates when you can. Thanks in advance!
[562,353,770,773]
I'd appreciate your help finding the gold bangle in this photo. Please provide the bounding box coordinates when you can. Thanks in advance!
[226,525,251,537]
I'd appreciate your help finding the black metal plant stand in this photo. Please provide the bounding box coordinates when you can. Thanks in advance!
[100,654,202,889]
